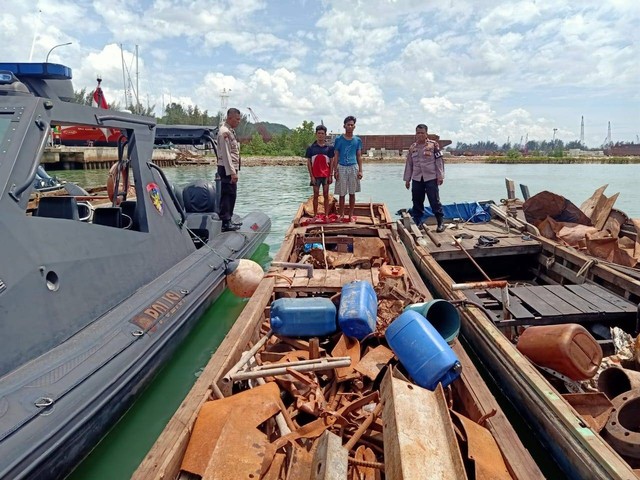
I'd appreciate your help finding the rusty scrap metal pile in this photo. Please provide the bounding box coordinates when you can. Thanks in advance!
[180,315,404,478]
[517,324,640,466]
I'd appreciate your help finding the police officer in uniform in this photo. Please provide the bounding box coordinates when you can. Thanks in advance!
[217,108,242,232]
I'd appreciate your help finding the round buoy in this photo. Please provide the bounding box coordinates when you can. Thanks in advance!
[225,259,264,297]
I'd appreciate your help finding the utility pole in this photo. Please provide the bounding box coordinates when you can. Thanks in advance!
[135,45,140,114]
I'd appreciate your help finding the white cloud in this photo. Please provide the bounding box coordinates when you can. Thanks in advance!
[0,0,637,147]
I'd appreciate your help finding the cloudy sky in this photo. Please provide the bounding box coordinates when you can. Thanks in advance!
[2,0,638,147]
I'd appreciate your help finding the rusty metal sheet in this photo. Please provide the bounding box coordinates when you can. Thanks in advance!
[331,334,361,382]
[562,392,613,432]
[353,237,387,259]
[286,444,315,480]
[354,345,394,380]
[181,382,282,478]
[262,452,286,480]
[450,410,511,480]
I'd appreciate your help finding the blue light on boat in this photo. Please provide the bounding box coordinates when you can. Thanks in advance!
[0,72,14,83]
[0,63,72,80]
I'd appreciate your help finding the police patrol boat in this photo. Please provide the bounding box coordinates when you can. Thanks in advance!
[0,62,270,479]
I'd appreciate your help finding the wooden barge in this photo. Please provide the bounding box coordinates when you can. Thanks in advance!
[397,199,640,479]
[134,201,542,479]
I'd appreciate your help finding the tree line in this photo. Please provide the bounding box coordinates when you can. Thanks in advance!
[75,91,635,157]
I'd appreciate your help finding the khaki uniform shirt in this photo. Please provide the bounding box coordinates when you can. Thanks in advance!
[403,140,444,183]
[217,123,240,176]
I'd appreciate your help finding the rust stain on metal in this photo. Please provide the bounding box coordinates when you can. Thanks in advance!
[451,410,512,480]
[354,345,395,380]
[180,382,282,478]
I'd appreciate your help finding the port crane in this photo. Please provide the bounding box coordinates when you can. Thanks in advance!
[246,107,271,142]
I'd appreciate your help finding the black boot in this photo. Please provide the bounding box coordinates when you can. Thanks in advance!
[436,216,445,233]
[222,222,240,232]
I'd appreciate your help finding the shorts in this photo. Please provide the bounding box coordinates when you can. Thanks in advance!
[311,177,328,187]
[334,164,360,196]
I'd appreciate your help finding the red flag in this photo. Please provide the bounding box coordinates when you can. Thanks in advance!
[92,79,108,109]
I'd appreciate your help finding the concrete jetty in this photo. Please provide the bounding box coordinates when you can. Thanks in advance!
[42,146,178,169]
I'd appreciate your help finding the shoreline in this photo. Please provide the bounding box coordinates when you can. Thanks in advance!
[239,155,640,167]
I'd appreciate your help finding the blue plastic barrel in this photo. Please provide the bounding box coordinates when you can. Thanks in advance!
[404,299,460,343]
[338,281,377,339]
[270,297,337,337]
[385,310,462,390]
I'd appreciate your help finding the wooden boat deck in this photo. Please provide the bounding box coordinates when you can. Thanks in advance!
[396,204,640,479]
[133,201,543,480]
[274,267,380,292]
[465,283,638,327]
[400,212,542,261]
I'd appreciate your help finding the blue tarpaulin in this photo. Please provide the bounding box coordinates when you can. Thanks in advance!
[406,202,491,225]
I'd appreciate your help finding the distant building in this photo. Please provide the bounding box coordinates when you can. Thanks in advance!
[328,133,452,156]
[609,144,640,156]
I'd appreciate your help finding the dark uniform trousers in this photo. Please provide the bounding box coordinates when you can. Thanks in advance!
[218,165,237,224]
[411,178,443,224]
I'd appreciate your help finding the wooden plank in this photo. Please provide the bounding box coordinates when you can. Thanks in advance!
[463,290,504,323]
[486,288,536,320]
[431,243,541,262]
[450,341,543,478]
[518,286,582,315]
[509,287,561,316]
[371,267,380,287]
[380,370,466,480]
[307,269,327,289]
[543,285,601,314]
[565,285,625,313]
[323,270,343,289]
[339,269,358,285]
[579,283,637,313]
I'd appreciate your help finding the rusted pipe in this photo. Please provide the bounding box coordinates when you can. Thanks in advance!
[451,235,492,282]
[597,367,640,399]
[231,357,352,381]
[452,281,510,320]
[344,401,383,451]
[221,330,273,388]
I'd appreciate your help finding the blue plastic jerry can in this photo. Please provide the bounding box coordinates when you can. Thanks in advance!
[270,297,337,337]
[385,310,462,390]
[338,281,378,340]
